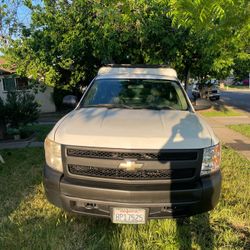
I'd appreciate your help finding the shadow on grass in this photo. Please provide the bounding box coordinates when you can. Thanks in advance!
[176,213,214,250]
[212,101,229,112]
[219,220,250,249]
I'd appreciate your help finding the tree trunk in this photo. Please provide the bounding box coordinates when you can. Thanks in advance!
[0,119,6,140]
[184,63,191,91]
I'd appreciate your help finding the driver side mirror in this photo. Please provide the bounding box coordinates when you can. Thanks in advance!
[192,98,211,111]
[62,95,78,108]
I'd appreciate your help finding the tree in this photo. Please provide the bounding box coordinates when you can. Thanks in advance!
[233,58,250,81]
[168,0,250,84]
[4,1,182,89]
[2,0,249,92]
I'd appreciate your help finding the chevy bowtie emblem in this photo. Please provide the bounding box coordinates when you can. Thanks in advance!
[119,160,143,171]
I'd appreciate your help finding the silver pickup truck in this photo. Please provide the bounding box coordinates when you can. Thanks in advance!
[44,65,221,224]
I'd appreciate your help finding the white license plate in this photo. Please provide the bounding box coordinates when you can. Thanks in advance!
[112,207,146,224]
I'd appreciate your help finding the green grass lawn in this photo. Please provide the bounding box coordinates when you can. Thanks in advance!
[227,124,250,139]
[0,147,249,249]
[199,108,243,117]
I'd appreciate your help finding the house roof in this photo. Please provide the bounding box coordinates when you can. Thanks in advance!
[0,58,16,73]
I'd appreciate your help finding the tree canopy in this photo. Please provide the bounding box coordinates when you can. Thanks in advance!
[1,0,249,91]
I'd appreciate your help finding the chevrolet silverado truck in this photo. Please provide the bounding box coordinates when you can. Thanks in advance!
[44,65,221,224]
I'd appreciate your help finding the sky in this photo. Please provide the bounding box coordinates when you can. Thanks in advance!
[0,0,42,55]
[17,5,32,27]
[17,0,43,27]
[3,0,42,30]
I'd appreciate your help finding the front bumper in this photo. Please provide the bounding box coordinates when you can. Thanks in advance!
[43,165,221,220]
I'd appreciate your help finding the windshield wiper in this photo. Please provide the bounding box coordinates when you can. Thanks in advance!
[82,104,135,109]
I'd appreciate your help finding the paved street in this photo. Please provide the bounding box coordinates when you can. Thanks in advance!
[220,89,250,112]
[187,85,250,112]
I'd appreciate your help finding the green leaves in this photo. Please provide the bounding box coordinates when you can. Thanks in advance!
[2,0,249,90]
[2,91,40,129]
[167,0,250,78]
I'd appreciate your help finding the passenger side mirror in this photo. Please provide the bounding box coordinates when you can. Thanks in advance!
[193,98,211,111]
[62,95,78,108]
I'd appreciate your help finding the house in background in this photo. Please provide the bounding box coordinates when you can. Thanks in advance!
[0,58,56,113]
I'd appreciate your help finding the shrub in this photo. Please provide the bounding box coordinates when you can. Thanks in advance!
[19,126,34,139]
[5,91,40,128]
[7,127,20,136]
[53,87,73,111]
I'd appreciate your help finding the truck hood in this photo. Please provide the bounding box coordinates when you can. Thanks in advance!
[50,108,217,149]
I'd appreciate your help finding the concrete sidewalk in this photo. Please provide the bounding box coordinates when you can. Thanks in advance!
[202,116,250,160]
[221,87,250,92]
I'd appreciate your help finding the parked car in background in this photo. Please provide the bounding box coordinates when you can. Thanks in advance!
[192,80,220,101]
[204,82,220,101]
[242,78,249,86]
[232,78,249,86]
[192,84,200,98]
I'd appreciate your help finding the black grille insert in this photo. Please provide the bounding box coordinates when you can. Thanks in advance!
[67,149,197,161]
[68,164,195,180]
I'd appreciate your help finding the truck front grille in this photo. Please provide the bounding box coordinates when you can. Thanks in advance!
[67,148,197,161]
[68,164,195,180]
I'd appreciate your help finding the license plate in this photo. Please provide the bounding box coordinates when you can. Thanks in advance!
[112,207,146,224]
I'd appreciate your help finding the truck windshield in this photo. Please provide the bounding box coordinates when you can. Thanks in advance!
[80,79,189,110]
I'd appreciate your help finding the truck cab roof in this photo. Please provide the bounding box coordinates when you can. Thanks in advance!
[97,65,178,81]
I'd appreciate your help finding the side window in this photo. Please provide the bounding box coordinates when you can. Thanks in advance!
[2,77,29,91]
[16,78,28,90]
[3,77,16,91]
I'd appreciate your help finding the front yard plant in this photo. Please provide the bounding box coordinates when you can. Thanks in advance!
[0,91,39,140]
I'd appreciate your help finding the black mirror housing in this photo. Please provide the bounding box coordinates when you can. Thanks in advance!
[62,95,78,108]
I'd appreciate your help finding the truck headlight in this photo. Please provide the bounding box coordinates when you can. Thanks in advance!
[201,143,221,176]
[44,137,63,172]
